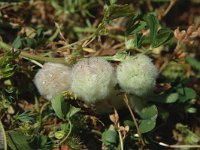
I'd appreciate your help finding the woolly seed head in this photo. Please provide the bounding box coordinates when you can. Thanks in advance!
[34,62,72,100]
[71,57,116,103]
[117,54,158,96]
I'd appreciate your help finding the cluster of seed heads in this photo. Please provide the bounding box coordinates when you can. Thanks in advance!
[34,54,158,111]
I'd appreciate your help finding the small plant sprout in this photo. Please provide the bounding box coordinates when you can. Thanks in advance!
[34,62,72,100]
[71,57,116,103]
[117,54,158,96]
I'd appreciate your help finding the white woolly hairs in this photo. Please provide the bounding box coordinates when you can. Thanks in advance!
[71,57,116,103]
[117,54,158,96]
[34,63,72,100]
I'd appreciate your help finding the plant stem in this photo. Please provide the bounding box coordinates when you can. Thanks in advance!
[164,0,176,16]
[38,102,50,130]
[123,94,145,146]
[0,120,7,150]
[0,40,68,64]
[57,119,72,146]
[117,124,124,150]
[0,41,11,52]
[20,51,67,64]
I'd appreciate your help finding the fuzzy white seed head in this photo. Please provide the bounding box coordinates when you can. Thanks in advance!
[117,54,158,96]
[71,57,116,103]
[34,62,72,100]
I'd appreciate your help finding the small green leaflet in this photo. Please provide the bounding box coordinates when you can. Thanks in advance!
[146,13,159,44]
[139,105,158,133]
[51,94,70,120]
[102,125,118,146]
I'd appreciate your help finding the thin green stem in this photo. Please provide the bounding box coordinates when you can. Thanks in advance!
[0,120,7,150]
[48,28,60,42]
[20,51,67,64]
[38,102,50,130]
[57,119,72,146]
[0,40,68,64]
[0,41,11,52]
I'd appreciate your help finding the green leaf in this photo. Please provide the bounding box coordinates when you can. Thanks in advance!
[134,33,145,48]
[139,105,158,120]
[139,119,156,133]
[186,56,200,71]
[126,12,140,34]
[150,92,179,103]
[7,131,32,150]
[66,105,81,119]
[104,4,133,22]
[25,38,38,48]
[12,36,22,49]
[166,93,179,103]
[186,107,197,113]
[125,12,146,34]
[29,135,52,150]
[153,28,173,47]
[54,130,65,140]
[124,120,135,128]
[51,94,70,120]
[161,61,186,81]
[0,50,19,79]
[177,87,197,102]
[146,13,159,44]
[102,125,118,146]
[125,38,135,49]
[128,21,147,35]
[176,123,200,144]
[138,105,158,133]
